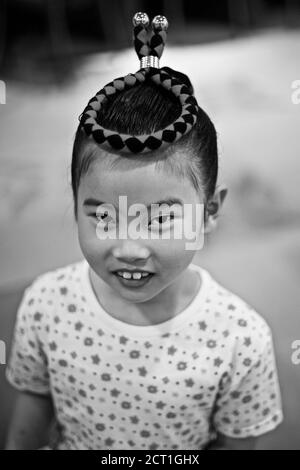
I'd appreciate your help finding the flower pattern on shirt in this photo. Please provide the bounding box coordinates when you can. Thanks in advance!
[5,260,283,450]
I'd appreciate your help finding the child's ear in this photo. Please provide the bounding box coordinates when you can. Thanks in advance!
[204,183,228,234]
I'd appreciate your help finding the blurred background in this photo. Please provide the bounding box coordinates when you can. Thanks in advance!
[0,0,300,450]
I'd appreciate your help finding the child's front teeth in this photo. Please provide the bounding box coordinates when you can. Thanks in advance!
[117,271,149,280]
[122,272,132,279]
[132,272,142,280]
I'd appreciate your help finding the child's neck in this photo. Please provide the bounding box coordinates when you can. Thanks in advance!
[89,266,201,327]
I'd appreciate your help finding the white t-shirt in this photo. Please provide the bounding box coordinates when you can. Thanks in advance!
[6,259,283,450]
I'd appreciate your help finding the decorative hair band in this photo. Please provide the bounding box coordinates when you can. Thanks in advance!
[79,12,199,154]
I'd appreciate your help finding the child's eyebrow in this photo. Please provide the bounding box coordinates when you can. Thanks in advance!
[83,197,184,209]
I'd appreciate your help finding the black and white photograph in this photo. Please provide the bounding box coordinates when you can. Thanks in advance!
[0,0,299,451]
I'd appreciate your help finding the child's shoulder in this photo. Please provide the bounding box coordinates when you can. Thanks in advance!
[193,263,273,345]
[16,259,88,327]
[23,258,86,299]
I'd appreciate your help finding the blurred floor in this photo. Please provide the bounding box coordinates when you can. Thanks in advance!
[0,28,300,449]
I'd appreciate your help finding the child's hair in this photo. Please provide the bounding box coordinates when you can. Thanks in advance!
[71,67,218,222]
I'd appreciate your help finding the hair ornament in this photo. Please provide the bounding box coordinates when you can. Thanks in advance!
[79,12,199,154]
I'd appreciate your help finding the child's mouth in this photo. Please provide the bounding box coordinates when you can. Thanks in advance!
[112,271,154,288]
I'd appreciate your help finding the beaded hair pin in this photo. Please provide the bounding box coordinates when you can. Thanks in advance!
[79,12,199,154]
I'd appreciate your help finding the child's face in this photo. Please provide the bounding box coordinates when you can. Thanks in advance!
[77,152,205,304]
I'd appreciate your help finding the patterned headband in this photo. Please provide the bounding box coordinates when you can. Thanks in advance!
[79,12,199,154]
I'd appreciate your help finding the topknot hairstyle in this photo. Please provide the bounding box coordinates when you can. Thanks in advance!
[79,12,200,154]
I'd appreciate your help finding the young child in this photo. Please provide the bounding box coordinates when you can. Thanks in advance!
[5,13,283,450]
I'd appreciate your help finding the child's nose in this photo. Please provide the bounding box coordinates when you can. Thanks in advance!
[113,240,150,262]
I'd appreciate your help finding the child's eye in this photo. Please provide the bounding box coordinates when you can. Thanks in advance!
[148,213,175,228]
[94,211,114,223]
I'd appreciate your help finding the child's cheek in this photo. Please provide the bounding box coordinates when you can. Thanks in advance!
[78,218,104,256]
[181,208,205,252]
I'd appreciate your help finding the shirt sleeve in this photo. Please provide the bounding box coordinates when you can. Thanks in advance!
[212,320,283,438]
[5,279,51,395]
